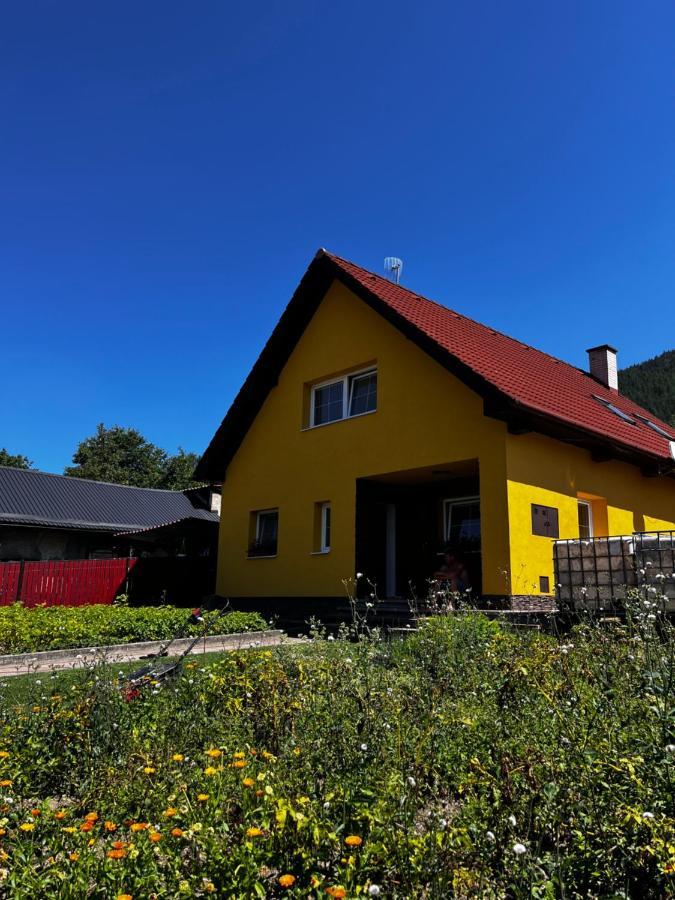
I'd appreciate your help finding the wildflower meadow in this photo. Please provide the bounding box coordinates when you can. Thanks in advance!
[0,606,673,898]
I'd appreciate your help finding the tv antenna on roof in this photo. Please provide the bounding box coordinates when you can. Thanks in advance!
[384,257,403,284]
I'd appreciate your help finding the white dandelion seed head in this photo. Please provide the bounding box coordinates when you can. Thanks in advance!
[508,815,517,827]
[513,843,527,855]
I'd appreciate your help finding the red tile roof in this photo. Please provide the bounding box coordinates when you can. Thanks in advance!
[325,251,674,463]
[196,249,674,481]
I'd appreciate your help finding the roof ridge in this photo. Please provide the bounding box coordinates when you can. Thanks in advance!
[322,250,645,405]
[0,465,188,495]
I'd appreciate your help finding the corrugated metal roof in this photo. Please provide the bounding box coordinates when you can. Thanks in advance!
[0,467,220,532]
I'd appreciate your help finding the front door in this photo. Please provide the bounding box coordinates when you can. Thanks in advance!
[443,497,481,593]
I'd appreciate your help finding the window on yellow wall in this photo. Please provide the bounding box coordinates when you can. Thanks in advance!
[309,367,377,427]
[577,501,593,539]
[312,502,331,553]
[248,509,278,558]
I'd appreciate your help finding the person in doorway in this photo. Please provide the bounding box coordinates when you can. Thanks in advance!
[432,547,469,594]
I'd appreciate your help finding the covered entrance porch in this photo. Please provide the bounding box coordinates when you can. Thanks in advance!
[355,460,481,600]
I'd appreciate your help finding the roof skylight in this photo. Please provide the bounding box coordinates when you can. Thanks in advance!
[592,395,636,425]
[634,414,673,440]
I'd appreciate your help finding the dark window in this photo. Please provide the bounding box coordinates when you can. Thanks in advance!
[539,575,550,593]
[531,504,559,538]
[348,371,377,416]
[249,509,278,557]
[313,381,344,426]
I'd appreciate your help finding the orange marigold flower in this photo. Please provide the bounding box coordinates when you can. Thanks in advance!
[80,821,94,832]
[130,822,148,832]
[111,841,128,850]
[255,789,264,798]
[231,760,247,769]
[30,808,41,817]
[107,848,127,859]
[69,852,79,862]
[54,811,66,820]
[171,753,184,762]
[326,888,346,898]
[164,807,178,817]
[84,812,98,822]
[117,895,133,900]
[0,828,5,837]
[344,835,362,847]
[104,821,117,832]
[148,831,162,843]
[0,780,11,788]
[205,748,222,758]
[170,827,184,837]
[279,874,296,888]
[197,793,209,802]
[246,826,263,838]
[242,777,255,788]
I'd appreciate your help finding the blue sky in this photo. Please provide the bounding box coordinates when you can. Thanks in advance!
[2,1,673,473]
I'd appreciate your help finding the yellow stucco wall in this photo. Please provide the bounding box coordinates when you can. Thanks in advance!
[505,432,675,594]
[217,279,511,598]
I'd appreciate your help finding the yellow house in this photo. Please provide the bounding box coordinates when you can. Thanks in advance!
[196,250,675,608]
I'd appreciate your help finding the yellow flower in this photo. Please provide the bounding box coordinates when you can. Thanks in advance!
[205,748,222,758]
[69,852,79,862]
[19,823,35,831]
[0,751,9,759]
[0,780,11,788]
[171,753,184,762]
[279,874,296,888]
[197,793,209,802]
[293,747,301,756]
[164,807,178,817]
[143,766,156,775]
[62,826,77,834]
[232,751,245,759]
[344,835,362,847]
[104,821,117,832]
[246,826,263,838]
[204,766,219,777]
[231,760,247,769]
[242,777,255,788]
[84,812,98,822]
[130,822,148,832]
[204,885,216,895]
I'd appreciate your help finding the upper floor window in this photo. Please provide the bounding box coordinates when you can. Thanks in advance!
[310,368,377,427]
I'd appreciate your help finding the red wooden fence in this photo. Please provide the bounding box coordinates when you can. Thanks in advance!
[0,558,137,607]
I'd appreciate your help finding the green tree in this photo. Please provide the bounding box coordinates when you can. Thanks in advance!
[65,424,168,487]
[0,448,33,469]
[160,447,203,490]
[620,349,675,425]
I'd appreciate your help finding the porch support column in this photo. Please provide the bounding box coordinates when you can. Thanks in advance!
[479,450,512,597]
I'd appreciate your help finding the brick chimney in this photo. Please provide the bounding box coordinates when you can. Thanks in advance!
[586,344,618,391]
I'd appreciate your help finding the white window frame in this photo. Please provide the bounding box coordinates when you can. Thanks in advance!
[577,500,593,539]
[320,502,331,552]
[443,496,480,543]
[309,367,377,428]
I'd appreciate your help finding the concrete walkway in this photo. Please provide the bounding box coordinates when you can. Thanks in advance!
[0,630,287,677]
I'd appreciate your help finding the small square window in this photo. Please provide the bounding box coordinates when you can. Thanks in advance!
[249,509,278,557]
